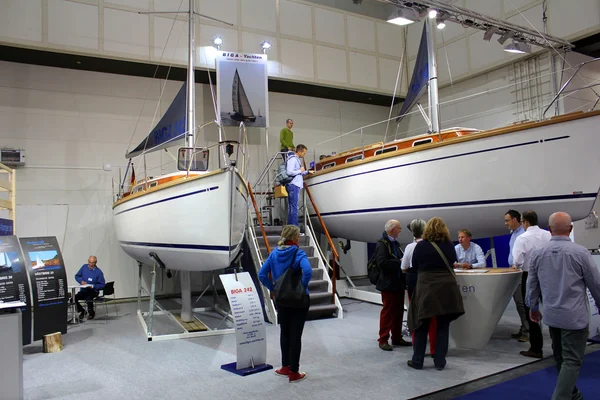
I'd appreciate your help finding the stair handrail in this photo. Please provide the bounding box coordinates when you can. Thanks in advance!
[248,182,271,255]
[254,151,287,191]
[303,182,338,303]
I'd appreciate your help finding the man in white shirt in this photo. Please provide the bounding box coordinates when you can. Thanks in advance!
[505,209,528,342]
[454,229,486,269]
[512,210,551,359]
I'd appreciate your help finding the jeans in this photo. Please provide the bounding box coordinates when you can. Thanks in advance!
[549,326,588,400]
[412,315,451,369]
[522,271,543,353]
[75,287,99,313]
[513,283,530,334]
[379,290,406,344]
[278,305,309,373]
[286,184,300,226]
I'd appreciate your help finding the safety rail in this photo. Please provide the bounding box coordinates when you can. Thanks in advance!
[0,163,16,234]
[303,182,338,304]
[543,56,600,117]
[247,183,271,255]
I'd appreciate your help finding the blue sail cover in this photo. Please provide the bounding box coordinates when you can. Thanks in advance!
[126,83,188,158]
[396,23,429,123]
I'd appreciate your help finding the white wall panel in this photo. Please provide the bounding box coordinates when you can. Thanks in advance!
[406,22,423,59]
[281,39,314,78]
[106,0,149,9]
[241,31,279,75]
[104,8,150,57]
[349,51,377,88]
[316,45,347,84]
[314,8,345,46]
[154,0,188,12]
[0,0,42,43]
[468,32,510,72]
[199,0,238,27]
[379,57,404,93]
[437,38,469,84]
[506,4,544,36]
[548,0,600,39]
[48,0,99,50]
[280,0,312,40]
[465,0,503,19]
[241,0,276,33]
[347,15,376,52]
[435,21,465,44]
[199,25,238,52]
[153,16,187,62]
[376,22,404,58]
[504,0,537,13]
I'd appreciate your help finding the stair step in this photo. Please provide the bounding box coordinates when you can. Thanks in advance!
[257,236,310,247]
[308,279,328,291]
[311,266,323,280]
[307,304,338,320]
[309,291,333,306]
[260,246,314,258]
[308,257,319,269]
[258,226,283,235]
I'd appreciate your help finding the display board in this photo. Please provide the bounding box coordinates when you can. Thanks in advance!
[220,272,271,376]
[19,237,68,341]
[0,218,13,235]
[0,235,33,345]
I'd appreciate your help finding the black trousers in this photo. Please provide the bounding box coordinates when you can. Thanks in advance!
[412,315,451,369]
[522,271,543,353]
[75,287,99,313]
[278,305,309,373]
[406,271,418,299]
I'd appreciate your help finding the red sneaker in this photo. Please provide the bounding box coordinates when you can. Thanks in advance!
[288,372,306,383]
[274,366,291,377]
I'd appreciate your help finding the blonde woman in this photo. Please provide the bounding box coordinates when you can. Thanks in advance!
[258,225,312,383]
[407,217,464,371]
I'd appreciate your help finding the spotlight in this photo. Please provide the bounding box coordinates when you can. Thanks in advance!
[387,7,421,26]
[483,27,499,41]
[497,31,514,45]
[503,40,531,54]
[261,41,272,54]
[436,16,446,30]
[213,36,223,49]
[428,9,438,19]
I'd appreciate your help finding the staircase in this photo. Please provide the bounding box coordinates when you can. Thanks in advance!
[256,225,340,320]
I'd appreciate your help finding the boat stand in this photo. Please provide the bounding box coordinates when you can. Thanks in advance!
[136,262,235,342]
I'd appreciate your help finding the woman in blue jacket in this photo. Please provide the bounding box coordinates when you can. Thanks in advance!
[258,225,312,383]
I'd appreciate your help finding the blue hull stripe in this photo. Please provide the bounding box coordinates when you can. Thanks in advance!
[317,193,597,217]
[115,185,220,215]
[308,136,569,188]
[119,241,234,252]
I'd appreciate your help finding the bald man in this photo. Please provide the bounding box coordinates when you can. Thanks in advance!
[527,212,600,400]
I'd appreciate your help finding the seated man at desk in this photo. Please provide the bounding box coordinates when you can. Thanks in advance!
[74,255,105,320]
[454,229,486,269]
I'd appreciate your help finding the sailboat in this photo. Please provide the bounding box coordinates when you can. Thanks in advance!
[230,69,256,122]
[32,255,46,270]
[112,2,248,275]
[0,252,12,272]
[306,20,600,244]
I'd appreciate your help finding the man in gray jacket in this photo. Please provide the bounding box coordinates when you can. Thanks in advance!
[527,212,600,400]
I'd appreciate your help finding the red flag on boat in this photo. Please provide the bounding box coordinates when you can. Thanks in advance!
[130,164,136,187]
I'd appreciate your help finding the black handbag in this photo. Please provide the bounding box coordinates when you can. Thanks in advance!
[273,248,309,308]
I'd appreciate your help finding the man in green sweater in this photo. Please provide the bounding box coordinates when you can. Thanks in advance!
[280,119,295,160]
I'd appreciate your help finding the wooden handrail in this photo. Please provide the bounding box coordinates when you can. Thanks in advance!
[303,182,337,304]
[247,182,271,255]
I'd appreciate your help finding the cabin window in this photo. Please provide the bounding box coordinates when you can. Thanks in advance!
[412,138,433,147]
[322,162,336,170]
[374,146,397,156]
[345,154,364,163]
[149,181,158,188]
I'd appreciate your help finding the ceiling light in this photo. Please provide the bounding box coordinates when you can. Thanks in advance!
[497,31,514,45]
[212,36,223,49]
[428,9,438,19]
[261,41,272,53]
[503,40,531,54]
[387,7,421,26]
[436,17,446,30]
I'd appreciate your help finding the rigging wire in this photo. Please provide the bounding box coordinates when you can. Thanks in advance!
[383,27,407,143]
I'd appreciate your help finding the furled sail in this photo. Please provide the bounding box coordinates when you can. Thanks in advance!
[231,69,255,120]
[396,23,429,123]
[126,83,188,158]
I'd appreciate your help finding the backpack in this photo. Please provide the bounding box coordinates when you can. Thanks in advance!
[367,239,392,286]
[274,156,296,186]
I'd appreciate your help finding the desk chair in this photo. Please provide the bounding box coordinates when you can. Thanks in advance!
[93,281,118,322]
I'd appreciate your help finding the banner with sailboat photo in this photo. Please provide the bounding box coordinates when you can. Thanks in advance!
[216,52,269,128]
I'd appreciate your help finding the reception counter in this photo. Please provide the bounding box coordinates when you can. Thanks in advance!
[449,268,522,350]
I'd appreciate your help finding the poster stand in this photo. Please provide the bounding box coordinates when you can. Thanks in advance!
[220,270,272,377]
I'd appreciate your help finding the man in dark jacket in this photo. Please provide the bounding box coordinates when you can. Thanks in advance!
[376,219,411,350]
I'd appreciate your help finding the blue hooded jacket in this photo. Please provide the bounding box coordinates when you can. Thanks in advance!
[258,246,312,294]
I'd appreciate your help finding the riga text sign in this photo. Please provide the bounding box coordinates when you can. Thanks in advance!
[220,272,267,370]
[20,237,68,341]
[0,235,33,345]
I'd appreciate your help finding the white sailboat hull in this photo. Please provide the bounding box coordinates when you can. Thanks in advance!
[113,169,247,271]
[307,114,600,243]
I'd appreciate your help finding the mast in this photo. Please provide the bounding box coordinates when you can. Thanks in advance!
[426,18,440,133]
[186,0,196,147]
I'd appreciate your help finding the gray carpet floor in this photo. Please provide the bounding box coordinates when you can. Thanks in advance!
[23,297,554,400]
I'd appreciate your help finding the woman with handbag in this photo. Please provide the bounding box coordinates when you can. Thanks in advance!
[258,225,312,383]
[407,217,465,371]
